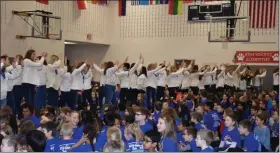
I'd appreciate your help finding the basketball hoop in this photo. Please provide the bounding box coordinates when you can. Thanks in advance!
[220,36,230,42]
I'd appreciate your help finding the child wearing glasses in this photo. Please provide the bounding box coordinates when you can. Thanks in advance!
[135,107,153,134]
[143,129,161,152]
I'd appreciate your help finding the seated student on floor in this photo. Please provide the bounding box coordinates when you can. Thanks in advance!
[183,126,201,152]
[0,135,17,152]
[143,129,161,152]
[238,119,259,152]
[54,122,79,152]
[157,115,178,152]
[38,121,57,152]
[196,129,215,152]
[94,112,121,152]
[124,123,145,152]
[21,103,40,128]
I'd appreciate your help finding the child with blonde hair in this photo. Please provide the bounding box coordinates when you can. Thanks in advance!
[103,127,125,152]
[124,123,145,152]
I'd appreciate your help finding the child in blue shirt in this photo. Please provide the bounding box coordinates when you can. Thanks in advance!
[254,113,270,151]
[40,121,57,152]
[70,111,84,140]
[177,120,188,151]
[191,112,206,131]
[220,114,241,149]
[21,103,40,128]
[135,107,153,134]
[196,129,215,152]
[54,122,79,152]
[94,112,121,152]
[152,102,162,125]
[157,115,178,152]
[68,124,96,152]
[124,123,145,152]
[271,111,279,151]
[183,126,201,152]
[220,94,230,109]
[238,119,259,152]
[143,129,161,152]
[203,101,220,132]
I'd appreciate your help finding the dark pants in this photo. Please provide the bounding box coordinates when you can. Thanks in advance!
[47,87,59,107]
[273,85,279,92]
[128,88,138,102]
[146,86,156,109]
[168,87,178,99]
[120,88,129,106]
[82,89,93,103]
[98,86,105,110]
[59,91,72,108]
[35,85,47,109]
[21,83,36,106]
[7,91,15,113]
[70,90,83,110]
[13,85,23,114]
[156,86,165,101]
[216,87,224,93]
[190,86,199,96]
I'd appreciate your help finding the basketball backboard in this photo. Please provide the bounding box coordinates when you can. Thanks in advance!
[208,16,251,42]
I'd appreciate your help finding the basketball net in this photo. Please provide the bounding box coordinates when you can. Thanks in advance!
[220,36,230,49]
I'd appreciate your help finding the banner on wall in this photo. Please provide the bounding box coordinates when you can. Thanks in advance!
[235,51,279,63]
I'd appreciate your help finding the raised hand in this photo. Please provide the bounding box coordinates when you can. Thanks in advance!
[124,56,129,62]
[140,53,143,59]
[84,59,88,64]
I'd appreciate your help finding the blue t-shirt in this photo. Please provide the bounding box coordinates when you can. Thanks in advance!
[186,100,193,110]
[244,133,258,152]
[190,138,201,152]
[203,110,220,132]
[94,127,107,152]
[160,136,178,152]
[71,143,93,152]
[201,147,214,152]
[220,100,230,109]
[54,139,79,152]
[221,127,241,148]
[24,115,40,128]
[195,122,206,131]
[272,122,279,137]
[152,111,161,125]
[125,139,145,152]
[73,125,84,140]
[44,138,57,152]
[177,132,187,145]
[139,120,153,134]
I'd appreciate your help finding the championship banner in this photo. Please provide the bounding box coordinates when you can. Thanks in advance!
[235,51,279,63]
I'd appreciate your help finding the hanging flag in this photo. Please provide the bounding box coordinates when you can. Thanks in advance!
[168,0,174,14]
[249,0,278,28]
[169,0,183,15]
[140,0,149,5]
[119,0,126,16]
[36,0,48,5]
[77,0,87,9]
